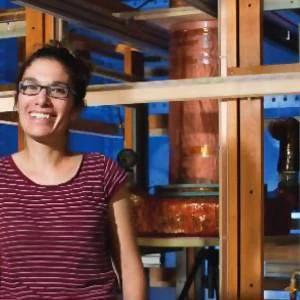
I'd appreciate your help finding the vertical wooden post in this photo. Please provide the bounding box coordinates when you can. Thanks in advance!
[239,0,264,299]
[116,44,148,190]
[18,8,56,151]
[219,0,239,299]
[117,44,135,149]
[220,0,263,298]
[25,8,55,57]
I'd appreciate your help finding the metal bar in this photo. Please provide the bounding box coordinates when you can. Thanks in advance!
[12,0,169,57]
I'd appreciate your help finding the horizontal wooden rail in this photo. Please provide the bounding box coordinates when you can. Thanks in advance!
[85,72,300,105]
[2,71,300,107]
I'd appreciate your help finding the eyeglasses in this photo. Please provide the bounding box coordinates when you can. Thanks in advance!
[18,81,75,99]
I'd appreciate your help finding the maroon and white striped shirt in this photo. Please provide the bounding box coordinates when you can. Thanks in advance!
[0,153,127,300]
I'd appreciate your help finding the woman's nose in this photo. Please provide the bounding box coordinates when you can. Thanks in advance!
[35,87,50,106]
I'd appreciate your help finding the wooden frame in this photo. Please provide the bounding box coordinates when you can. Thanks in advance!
[218,0,239,298]
[2,70,300,108]
[239,1,264,298]
[0,1,298,299]
[84,72,300,105]
[2,70,300,109]
[112,7,212,20]
[116,44,149,190]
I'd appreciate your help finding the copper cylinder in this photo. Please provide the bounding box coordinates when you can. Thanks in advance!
[168,19,219,184]
[171,0,187,6]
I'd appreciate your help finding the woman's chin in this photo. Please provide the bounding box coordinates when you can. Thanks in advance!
[25,129,59,143]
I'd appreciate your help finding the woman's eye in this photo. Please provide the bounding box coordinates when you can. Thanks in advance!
[54,87,64,93]
[51,86,67,95]
[25,84,39,91]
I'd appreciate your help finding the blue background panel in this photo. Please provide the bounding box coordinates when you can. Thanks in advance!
[0,124,18,156]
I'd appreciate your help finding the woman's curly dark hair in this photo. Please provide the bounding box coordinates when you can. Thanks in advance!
[16,41,91,109]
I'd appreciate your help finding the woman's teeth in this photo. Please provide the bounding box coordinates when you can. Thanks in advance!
[30,112,50,119]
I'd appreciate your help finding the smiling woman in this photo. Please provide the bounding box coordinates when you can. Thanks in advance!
[0,44,146,300]
[16,58,77,142]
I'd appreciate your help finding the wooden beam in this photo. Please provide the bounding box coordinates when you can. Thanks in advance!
[21,8,56,150]
[25,7,44,56]
[2,71,300,108]
[239,0,264,299]
[113,7,210,21]
[0,98,15,112]
[218,0,239,298]
[116,44,135,149]
[44,13,55,43]
[12,0,169,57]
[0,85,15,112]
[0,20,25,39]
[229,63,300,75]
[84,72,300,105]
[0,84,15,92]
[112,7,215,30]
[117,44,148,190]
[0,8,24,22]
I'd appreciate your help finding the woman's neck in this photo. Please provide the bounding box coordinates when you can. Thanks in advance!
[22,135,69,167]
[13,138,82,186]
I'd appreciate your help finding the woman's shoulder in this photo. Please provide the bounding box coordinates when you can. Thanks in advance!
[84,152,116,165]
[0,154,11,166]
[0,155,13,178]
[83,152,125,177]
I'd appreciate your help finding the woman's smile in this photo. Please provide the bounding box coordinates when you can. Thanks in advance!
[17,58,76,141]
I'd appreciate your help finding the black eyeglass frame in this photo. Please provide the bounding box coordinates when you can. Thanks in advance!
[18,81,76,99]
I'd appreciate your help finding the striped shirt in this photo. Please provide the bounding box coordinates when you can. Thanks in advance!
[0,153,127,300]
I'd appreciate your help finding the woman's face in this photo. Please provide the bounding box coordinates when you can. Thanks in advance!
[17,58,77,142]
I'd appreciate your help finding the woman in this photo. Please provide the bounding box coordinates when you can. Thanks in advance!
[0,45,147,299]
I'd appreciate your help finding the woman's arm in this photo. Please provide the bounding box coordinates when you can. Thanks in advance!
[109,181,147,300]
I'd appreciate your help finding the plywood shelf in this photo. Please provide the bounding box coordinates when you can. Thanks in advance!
[113,7,215,31]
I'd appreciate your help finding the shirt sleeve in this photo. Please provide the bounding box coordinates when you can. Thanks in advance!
[103,155,127,200]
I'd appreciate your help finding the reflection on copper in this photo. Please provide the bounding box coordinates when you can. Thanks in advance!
[130,189,218,237]
[168,19,219,184]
